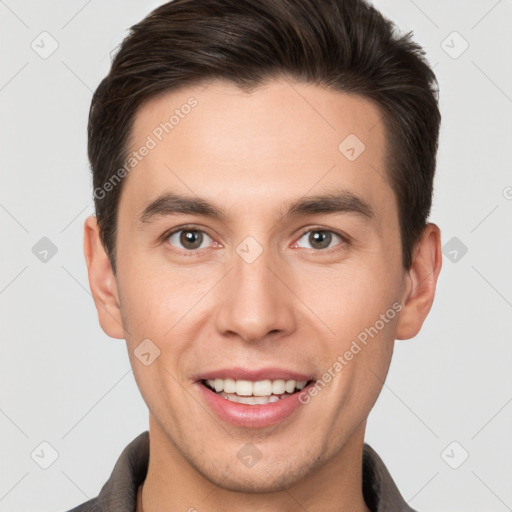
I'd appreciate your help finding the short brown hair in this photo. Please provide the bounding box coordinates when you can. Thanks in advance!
[88,0,441,273]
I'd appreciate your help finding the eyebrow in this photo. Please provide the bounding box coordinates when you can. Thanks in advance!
[138,189,374,225]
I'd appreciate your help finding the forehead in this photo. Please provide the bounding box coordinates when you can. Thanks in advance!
[120,78,394,222]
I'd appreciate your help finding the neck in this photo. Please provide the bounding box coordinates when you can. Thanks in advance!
[140,416,371,512]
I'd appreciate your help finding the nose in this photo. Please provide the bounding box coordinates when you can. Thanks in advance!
[215,244,296,344]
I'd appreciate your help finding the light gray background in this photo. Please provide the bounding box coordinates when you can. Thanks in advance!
[1,1,511,511]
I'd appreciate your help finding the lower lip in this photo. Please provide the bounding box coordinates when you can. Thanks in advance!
[196,381,311,428]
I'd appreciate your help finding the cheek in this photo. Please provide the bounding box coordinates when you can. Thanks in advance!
[116,255,181,327]
[323,314,396,423]
[307,261,401,402]
[116,258,212,367]
[306,262,401,335]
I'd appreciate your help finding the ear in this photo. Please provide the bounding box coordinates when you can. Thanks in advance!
[83,215,125,339]
[395,223,442,340]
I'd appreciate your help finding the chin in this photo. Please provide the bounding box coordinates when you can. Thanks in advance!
[210,468,304,493]
[194,453,321,494]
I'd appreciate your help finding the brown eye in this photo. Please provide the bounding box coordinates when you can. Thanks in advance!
[168,229,212,250]
[295,230,344,250]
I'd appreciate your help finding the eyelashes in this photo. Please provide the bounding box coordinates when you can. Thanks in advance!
[161,225,350,257]
[293,228,348,251]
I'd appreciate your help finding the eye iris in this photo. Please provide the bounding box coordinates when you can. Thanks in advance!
[310,231,331,249]
[180,230,203,249]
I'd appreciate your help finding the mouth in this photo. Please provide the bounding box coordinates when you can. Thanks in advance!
[195,370,317,428]
[200,378,315,406]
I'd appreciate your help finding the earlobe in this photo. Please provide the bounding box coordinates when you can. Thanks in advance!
[83,215,125,339]
[395,223,442,340]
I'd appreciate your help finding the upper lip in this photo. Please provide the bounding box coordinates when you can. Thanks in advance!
[194,367,315,382]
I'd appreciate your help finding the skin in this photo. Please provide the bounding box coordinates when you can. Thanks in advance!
[84,78,442,512]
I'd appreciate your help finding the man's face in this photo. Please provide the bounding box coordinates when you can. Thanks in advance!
[110,79,408,490]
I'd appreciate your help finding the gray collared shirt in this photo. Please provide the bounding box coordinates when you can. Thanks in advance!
[66,431,417,512]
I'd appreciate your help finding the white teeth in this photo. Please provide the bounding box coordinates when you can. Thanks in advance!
[224,378,236,394]
[214,378,223,392]
[272,379,285,395]
[205,378,309,396]
[219,392,286,405]
[235,380,253,396]
[285,380,296,393]
[253,379,272,396]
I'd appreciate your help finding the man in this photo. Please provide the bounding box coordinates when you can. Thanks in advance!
[70,0,442,510]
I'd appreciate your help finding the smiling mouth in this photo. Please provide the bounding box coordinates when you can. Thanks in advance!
[200,378,314,405]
